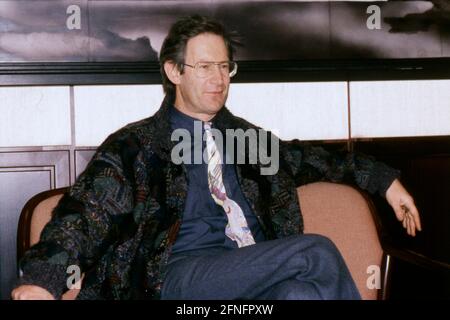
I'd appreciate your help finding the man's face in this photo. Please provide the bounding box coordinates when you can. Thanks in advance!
[174,33,231,121]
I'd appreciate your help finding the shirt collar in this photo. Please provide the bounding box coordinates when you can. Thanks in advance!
[170,105,207,134]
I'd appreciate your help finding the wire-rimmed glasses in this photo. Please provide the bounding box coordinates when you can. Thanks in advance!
[183,61,238,78]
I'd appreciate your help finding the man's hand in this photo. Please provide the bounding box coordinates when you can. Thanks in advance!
[385,179,422,236]
[11,285,55,300]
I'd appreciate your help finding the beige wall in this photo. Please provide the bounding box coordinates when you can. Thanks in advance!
[1,80,450,149]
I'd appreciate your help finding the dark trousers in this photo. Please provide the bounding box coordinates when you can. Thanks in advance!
[160,234,361,300]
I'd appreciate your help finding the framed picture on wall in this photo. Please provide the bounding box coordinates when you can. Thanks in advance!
[0,0,449,85]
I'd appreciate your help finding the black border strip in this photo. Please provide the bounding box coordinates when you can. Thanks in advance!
[1,58,450,86]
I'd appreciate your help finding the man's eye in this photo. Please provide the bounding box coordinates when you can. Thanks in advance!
[198,64,210,70]
[220,63,229,70]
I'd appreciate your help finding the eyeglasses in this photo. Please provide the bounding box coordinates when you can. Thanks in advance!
[182,61,238,78]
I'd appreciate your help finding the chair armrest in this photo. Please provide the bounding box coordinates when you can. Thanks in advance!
[383,242,450,272]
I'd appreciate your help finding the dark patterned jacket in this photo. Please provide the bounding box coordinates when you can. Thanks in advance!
[18,94,400,300]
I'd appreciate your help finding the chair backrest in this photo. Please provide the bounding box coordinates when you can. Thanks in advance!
[18,188,69,258]
[17,187,80,300]
[298,182,384,300]
[30,193,64,246]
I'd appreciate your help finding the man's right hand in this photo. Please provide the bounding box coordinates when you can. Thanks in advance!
[11,285,55,300]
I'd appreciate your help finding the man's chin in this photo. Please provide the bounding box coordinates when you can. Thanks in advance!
[204,105,224,118]
[205,100,226,113]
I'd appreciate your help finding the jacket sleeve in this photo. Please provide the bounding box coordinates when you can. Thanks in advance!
[280,139,401,198]
[16,131,140,299]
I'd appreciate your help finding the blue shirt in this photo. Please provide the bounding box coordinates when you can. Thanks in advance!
[169,106,265,254]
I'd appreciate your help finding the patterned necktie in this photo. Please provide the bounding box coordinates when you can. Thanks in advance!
[204,121,256,248]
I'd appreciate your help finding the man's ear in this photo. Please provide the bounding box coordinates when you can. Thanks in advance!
[164,61,182,86]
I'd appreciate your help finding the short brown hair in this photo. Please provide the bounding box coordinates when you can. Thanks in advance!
[159,15,238,96]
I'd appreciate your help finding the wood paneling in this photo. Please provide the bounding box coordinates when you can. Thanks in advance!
[75,148,96,179]
[0,150,70,299]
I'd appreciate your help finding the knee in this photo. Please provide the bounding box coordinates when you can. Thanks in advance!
[307,234,336,248]
[302,234,342,263]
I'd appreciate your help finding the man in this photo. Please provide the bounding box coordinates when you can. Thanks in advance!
[12,15,421,300]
